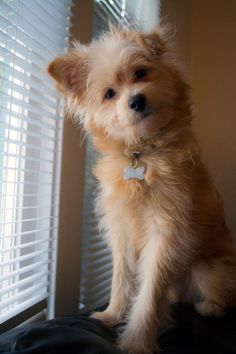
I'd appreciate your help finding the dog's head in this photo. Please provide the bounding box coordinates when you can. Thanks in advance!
[48,28,191,145]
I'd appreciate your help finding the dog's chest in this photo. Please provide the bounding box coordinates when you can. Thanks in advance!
[98,182,167,251]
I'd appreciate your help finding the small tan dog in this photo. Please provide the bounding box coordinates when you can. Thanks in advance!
[48,27,236,354]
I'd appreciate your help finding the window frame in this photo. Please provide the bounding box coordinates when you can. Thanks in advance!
[54,0,94,318]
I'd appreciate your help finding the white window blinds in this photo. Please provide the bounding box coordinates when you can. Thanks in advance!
[94,0,159,31]
[80,138,113,311]
[79,0,160,311]
[0,0,72,329]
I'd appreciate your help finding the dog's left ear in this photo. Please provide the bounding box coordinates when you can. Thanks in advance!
[138,31,166,57]
[48,50,89,98]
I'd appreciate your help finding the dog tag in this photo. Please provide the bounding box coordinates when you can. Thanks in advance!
[123,166,145,180]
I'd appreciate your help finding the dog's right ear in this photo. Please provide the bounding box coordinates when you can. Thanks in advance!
[48,50,89,97]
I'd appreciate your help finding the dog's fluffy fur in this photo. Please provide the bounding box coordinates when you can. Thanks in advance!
[48,27,236,354]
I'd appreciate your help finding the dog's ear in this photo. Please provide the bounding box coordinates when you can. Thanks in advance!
[138,31,166,57]
[48,50,89,97]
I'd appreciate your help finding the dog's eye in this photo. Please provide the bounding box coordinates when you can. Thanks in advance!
[134,69,147,80]
[105,88,116,99]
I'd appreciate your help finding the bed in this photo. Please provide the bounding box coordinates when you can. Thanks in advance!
[0,304,236,354]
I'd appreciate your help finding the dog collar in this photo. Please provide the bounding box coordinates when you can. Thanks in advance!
[123,152,146,181]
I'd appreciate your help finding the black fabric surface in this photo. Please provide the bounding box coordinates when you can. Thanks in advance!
[0,304,236,354]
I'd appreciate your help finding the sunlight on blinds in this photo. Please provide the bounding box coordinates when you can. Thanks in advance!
[0,0,72,325]
[95,0,159,31]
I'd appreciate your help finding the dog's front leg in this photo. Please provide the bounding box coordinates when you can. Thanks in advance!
[91,231,134,327]
[118,232,193,354]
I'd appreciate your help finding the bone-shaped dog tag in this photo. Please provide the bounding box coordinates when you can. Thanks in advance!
[123,166,145,180]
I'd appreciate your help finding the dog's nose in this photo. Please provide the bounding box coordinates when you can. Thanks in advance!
[128,94,146,112]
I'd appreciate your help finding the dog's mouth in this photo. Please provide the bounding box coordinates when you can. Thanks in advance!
[141,110,153,119]
[131,110,154,123]
[125,109,155,128]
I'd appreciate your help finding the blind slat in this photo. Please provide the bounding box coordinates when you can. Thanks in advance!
[2,0,71,40]
[0,260,49,282]
[1,0,71,25]
[0,76,56,110]
[2,227,57,241]
[1,226,58,241]
[82,277,111,298]
[0,294,47,324]
[0,152,55,164]
[0,215,57,231]
[0,271,51,297]
[1,107,58,131]
[0,136,54,153]
[85,257,112,280]
[83,268,112,288]
[0,166,53,176]
[0,140,56,158]
[1,2,67,55]
[0,282,49,309]
[87,247,112,262]
[1,249,54,268]
[0,204,58,213]
[37,0,71,24]
[84,284,112,307]
[0,60,57,98]
[1,93,58,121]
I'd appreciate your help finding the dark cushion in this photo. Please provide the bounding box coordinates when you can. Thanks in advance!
[0,304,236,354]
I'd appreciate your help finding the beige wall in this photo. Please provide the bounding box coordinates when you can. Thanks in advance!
[191,0,236,236]
[160,0,192,71]
[161,0,236,236]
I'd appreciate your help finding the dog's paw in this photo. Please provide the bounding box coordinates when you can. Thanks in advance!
[195,301,225,317]
[90,310,122,327]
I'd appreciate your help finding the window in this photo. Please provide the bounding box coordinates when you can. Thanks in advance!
[94,0,160,31]
[0,0,72,331]
[79,0,160,311]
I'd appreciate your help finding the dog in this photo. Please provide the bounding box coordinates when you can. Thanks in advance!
[48,27,236,354]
